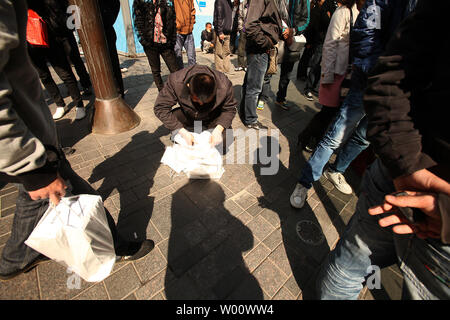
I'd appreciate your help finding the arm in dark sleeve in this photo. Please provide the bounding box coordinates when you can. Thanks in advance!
[244,0,273,50]
[214,0,224,35]
[154,75,185,131]
[294,0,310,34]
[364,2,437,179]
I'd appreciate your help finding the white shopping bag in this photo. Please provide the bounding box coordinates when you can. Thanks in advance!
[25,195,116,282]
[161,131,225,179]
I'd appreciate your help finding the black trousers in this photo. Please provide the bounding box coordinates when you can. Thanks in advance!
[105,28,125,96]
[59,32,91,89]
[304,43,323,94]
[144,45,180,91]
[28,42,83,108]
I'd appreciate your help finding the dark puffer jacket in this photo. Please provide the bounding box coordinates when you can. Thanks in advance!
[351,0,416,73]
[133,0,177,48]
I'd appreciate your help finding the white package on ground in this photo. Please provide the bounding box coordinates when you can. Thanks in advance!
[25,195,116,282]
[161,131,225,179]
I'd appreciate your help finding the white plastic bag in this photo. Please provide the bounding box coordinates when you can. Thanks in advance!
[25,195,116,282]
[161,131,225,179]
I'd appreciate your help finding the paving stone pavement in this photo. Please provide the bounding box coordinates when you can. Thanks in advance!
[0,51,405,300]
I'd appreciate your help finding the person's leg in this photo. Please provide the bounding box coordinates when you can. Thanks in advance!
[214,35,225,72]
[174,33,185,69]
[144,46,164,91]
[243,53,268,125]
[316,158,398,299]
[329,116,370,174]
[28,47,66,108]
[106,28,125,96]
[276,60,295,103]
[185,33,197,66]
[62,33,91,89]
[237,31,247,68]
[222,35,232,73]
[259,74,272,103]
[160,47,181,74]
[297,45,312,80]
[304,44,322,94]
[298,86,365,189]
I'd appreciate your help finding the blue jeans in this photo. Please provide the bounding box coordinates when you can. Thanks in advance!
[174,33,197,69]
[240,53,268,125]
[317,159,450,299]
[299,67,369,189]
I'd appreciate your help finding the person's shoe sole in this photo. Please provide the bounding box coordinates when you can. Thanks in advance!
[0,256,50,281]
[116,239,155,263]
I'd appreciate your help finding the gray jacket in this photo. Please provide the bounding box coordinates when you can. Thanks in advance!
[0,0,60,191]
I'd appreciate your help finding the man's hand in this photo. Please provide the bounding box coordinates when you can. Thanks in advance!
[368,191,442,239]
[179,128,195,146]
[219,33,225,41]
[28,174,67,205]
[210,125,224,147]
[283,28,294,46]
[394,168,450,196]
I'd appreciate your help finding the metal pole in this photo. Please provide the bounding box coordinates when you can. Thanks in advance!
[70,0,140,135]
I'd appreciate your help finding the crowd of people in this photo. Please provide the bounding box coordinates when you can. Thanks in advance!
[1,0,449,300]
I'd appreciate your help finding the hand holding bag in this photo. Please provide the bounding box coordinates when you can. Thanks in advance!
[25,195,116,282]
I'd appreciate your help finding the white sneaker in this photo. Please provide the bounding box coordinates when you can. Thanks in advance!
[290,183,308,209]
[52,106,66,120]
[324,169,353,195]
[75,107,86,120]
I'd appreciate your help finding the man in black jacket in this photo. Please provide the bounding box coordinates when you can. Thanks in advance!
[316,0,450,299]
[201,22,215,53]
[239,0,282,129]
[213,0,233,73]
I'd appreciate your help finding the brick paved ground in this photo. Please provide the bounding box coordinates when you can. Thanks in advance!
[0,51,404,300]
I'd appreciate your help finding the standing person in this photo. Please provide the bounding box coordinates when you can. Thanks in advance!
[0,0,154,281]
[213,0,234,74]
[239,0,283,129]
[302,0,332,101]
[27,0,87,120]
[298,0,361,151]
[173,0,197,69]
[274,0,310,110]
[133,0,180,92]
[230,0,240,54]
[30,0,92,96]
[290,0,417,208]
[201,22,215,53]
[98,0,125,98]
[235,0,249,71]
[317,0,450,299]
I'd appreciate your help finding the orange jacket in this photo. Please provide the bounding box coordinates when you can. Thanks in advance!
[174,0,196,34]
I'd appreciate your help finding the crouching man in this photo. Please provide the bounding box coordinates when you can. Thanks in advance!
[154,64,237,153]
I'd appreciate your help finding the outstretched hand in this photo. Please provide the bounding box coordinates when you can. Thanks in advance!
[368,191,442,240]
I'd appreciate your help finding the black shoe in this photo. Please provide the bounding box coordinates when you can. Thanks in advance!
[116,239,155,263]
[304,92,314,101]
[0,255,50,281]
[246,121,268,130]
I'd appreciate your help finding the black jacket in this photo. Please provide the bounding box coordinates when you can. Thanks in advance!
[98,0,121,29]
[133,0,177,47]
[364,1,450,181]
[26,0,72,40]
[201,29,214,43]
[244,0,283,54]
[304,0,330,45]
[214,0,234,35]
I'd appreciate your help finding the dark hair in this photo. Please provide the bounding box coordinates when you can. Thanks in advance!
[189,73,216,103]
[205,22,212,27]
[338,0,365,9]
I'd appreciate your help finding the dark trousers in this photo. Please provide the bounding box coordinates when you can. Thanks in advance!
[237,31,247,68]
[276,59,296,102]
[304,43,323,94]
[297,45,313,79]
[59,32,91,89]
[144,45,180,91]
[28,43,83,108]
[0,158,125,275]
[299,105,339,145]
[105,28,124,96]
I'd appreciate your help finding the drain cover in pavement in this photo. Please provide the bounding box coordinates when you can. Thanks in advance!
[296,220,325,246]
